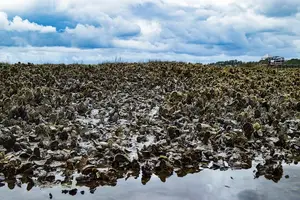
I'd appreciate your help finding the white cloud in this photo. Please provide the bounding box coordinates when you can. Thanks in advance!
[249,0,300,16]
[0,12,9,28]
[65,16,141,37]
[0,12,56,33]
[134,20,162,41]
[64,24,112,47]
[0,0,38,12]
[0,46,263,64]
[8,16,56,33]
[1,0,300,62]
[112,39,169,52]
[65,24,102,38]
[64,15,141,48]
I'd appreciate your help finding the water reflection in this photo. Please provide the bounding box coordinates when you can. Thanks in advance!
[0,164,299,200]
[237,190,266,200]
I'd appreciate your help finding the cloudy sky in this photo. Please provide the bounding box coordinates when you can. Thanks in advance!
[0,0,299,64]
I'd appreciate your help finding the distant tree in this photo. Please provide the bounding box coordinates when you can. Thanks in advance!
[285,59,300,65]
[211,60,243,67]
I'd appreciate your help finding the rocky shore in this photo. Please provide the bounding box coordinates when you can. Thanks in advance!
[0,62,299,189]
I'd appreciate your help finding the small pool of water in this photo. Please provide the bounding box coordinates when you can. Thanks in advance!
[0,164,299,200]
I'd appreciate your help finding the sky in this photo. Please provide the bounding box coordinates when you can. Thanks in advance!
[0,0,300,64]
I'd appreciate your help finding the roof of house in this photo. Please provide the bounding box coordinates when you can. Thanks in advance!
[261,55,284,61]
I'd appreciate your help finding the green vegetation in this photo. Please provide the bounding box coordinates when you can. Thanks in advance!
[209,58,300,68]
[285,59,300,65]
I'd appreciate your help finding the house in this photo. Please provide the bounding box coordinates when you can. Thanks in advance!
[268,56,285,66]
[261,54,285,66]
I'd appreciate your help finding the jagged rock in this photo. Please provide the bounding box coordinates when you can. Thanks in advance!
[255,162,283,183]
[77,102,88,115]
[50,141,59,151]
[112,154,131,169]
[69,189,78,196]
[8,106,28,120]
[33,147,41,158]
[167,126,181,140]
[58,131,69,141]
[242,122,254,139]
[296,102,300,112]
[17,162,33,174]
[0,134,16,150]
[141,162,152,185]
[254,109,261,118]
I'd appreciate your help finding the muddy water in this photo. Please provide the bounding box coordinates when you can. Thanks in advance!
[0,165,299,200]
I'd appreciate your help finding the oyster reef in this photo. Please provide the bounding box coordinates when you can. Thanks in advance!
[0,62,299,188]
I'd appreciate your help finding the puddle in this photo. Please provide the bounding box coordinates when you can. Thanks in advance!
[0,165,299,200]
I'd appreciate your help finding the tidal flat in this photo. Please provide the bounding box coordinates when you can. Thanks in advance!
[0,62,299,196]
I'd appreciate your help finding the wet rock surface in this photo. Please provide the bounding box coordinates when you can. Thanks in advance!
[0,62,300,189]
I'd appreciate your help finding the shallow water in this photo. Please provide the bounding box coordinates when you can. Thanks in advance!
[0,165,299,200]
